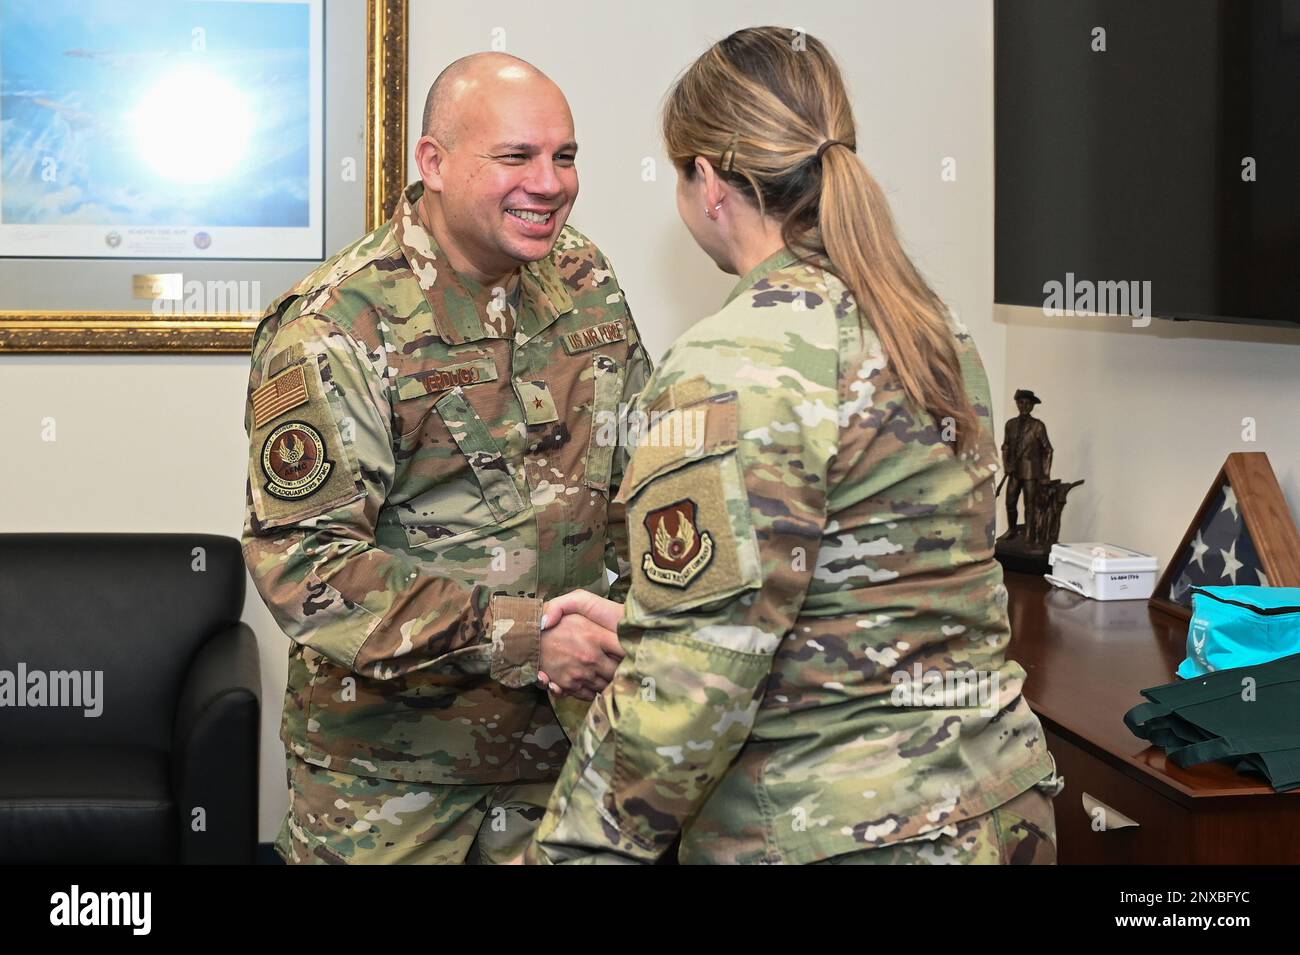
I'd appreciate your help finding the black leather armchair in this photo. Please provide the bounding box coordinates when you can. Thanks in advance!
[0,534,260,863]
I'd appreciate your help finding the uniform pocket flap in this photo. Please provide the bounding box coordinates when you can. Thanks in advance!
[432,387,525,521]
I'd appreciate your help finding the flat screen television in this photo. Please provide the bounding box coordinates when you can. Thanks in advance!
[995,0,1300,328]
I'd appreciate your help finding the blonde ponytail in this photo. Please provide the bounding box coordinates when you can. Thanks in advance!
[663,27,979,452]
[817,146,979,449]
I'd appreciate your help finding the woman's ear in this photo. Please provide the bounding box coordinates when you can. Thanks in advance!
[695,156,724,211]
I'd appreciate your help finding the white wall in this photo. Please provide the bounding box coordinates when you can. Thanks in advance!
[0,0,996,843]
[1000,306,1300,563]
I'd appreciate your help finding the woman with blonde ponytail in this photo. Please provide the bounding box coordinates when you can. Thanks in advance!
[526,27,1058,865]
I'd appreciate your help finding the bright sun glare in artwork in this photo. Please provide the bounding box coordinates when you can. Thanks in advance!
[0,0,320,258]
[130,66,254,183]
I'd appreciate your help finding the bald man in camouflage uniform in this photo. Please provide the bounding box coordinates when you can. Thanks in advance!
[242,55,651,864]
[527,249,1059,864]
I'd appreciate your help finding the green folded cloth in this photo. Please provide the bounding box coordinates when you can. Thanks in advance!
[1123,652,1300,792]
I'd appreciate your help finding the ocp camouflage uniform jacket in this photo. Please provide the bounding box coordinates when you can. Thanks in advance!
[530,247,1055,864]
[241,182,651,785]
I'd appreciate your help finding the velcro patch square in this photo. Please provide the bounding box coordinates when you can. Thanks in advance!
[515,379,559,425]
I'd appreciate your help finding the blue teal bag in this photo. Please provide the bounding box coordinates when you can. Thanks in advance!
[1179,586,1300,678]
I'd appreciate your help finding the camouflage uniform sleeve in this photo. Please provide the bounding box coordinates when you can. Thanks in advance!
[603,310,653,602]
[241,311,540,686]
[528,340,839,863]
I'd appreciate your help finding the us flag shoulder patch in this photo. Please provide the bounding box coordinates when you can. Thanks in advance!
[252,365,310,428]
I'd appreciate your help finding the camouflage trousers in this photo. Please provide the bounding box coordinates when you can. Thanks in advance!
[821,779,1059,865]
[275,755,554,865]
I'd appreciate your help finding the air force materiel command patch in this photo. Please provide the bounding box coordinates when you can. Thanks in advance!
[261,421,333,500]
[642,499,714,587]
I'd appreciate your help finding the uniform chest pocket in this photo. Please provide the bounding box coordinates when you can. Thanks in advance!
[616,391,763,617]
[392,377,525,547]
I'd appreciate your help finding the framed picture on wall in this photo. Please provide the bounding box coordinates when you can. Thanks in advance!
[0,0,409,352]
[1149,452,1300,622]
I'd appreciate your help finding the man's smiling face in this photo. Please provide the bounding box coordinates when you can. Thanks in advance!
[424,72,578,280]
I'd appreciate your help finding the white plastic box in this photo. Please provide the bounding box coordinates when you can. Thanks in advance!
[1045,543,1159,601]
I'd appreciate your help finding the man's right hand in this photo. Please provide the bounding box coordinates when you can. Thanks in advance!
[537,594,625,701]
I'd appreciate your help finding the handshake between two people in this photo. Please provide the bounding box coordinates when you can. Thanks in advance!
[536,589,626,702]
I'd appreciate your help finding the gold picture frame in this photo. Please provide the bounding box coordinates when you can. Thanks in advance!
[0,0,408,354]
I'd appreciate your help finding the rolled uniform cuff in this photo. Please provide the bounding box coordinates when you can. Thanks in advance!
[486,594,543,688]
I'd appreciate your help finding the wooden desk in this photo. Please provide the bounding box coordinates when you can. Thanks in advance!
[1005,572,1300,863]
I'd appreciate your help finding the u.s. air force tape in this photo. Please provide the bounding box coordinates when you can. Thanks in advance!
[560,319,626,354]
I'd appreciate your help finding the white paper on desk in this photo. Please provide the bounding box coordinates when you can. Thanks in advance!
[1082,792,1140,829]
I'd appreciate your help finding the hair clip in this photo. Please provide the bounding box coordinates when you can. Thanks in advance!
[719,133,740,173]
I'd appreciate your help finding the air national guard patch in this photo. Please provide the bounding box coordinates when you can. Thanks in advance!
[642,499,714,587]
[261,421,333,500]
